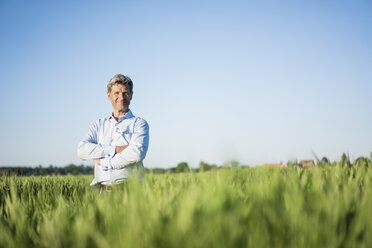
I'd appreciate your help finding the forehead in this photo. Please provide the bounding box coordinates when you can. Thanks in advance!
[111,83,129,92]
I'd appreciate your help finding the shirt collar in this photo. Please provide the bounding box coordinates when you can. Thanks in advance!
[109,109,134,123]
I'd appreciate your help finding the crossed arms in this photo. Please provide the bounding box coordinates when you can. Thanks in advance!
[94,145,128,165]
[77,118,149,169]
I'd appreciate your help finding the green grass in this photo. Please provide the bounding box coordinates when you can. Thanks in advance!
[1,163,372,248]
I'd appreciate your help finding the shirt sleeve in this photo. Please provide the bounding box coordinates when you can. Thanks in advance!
[77,120,116,160]
[108,118,149,169]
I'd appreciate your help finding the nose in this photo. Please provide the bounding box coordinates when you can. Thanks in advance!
[118,92,125,99]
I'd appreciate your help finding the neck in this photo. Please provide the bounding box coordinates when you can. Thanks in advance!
[112,109,129,121]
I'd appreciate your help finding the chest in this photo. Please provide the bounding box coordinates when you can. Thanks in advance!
[98,119,134,145]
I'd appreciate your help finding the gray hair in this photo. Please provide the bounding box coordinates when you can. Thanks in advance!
[107,74,133,93]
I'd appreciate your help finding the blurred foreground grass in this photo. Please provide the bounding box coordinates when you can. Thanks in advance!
[1,162,372,248]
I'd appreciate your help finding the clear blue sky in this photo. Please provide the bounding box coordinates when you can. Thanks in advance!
[1,0,371,168]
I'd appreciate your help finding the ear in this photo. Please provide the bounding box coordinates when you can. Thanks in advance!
[107,92,110,100]
[130,91,133,100]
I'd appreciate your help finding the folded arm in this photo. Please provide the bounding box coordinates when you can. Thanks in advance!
[77,120,118,160]
[94,145,128,165]
[99,118,149,169]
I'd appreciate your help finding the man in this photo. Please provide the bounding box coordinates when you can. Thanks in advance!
[77,74,149,188]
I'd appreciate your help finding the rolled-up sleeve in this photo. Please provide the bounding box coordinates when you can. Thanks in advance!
[77,120,116,160]
[109,118,149,169]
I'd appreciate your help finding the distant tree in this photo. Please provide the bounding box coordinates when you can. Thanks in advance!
[222,160,239,168]
[65,164,79,175]
[199,161,217,172]
[147,168,167,174]
[355,157,370,168]
[321,157,329,164]
[319,157,330,167]
[176,162,190,173]
[0,164,93,176]
[341,153,351,168]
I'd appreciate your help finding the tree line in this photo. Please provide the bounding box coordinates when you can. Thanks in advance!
[0,153,371,176]
[0,160,239,176]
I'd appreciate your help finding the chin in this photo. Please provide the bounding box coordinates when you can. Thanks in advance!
[119,107,129,112]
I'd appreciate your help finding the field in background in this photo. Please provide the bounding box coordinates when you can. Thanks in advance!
[1,161,372,248]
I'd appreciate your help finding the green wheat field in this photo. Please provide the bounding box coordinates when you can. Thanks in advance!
[1,160,371,248]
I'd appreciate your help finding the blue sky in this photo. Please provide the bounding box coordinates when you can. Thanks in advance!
[0,0,371,168]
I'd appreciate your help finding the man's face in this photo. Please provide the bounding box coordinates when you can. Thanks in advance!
[107,83,132,114]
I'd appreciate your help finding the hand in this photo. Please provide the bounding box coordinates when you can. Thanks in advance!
[115,145,129,154]
[94,159,101,165]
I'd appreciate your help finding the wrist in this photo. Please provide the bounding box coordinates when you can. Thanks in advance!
[100,157,113,171]
[104,145,116,158]
[115,145,129,154]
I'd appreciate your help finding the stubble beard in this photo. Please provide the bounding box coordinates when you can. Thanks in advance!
[117,103,129,114]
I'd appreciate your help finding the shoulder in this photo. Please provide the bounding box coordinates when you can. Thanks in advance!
[133,116,149,130]
[90,117,111,129]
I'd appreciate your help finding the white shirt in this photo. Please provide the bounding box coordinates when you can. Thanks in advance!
[77,110,149,185]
